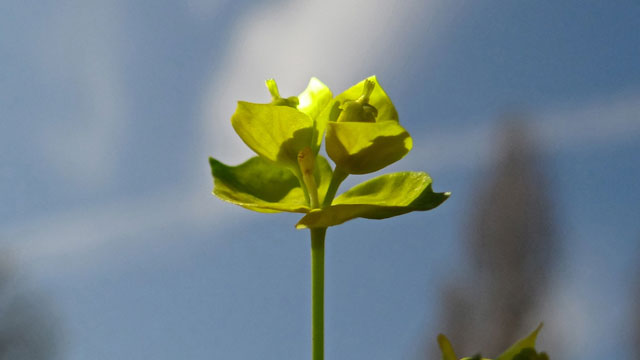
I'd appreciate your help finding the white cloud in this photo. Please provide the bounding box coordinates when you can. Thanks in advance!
[407,91,640,173]
[9,0,640,281]
[198,0,448,166]
[2,187,239,278]
[9,0,453,278]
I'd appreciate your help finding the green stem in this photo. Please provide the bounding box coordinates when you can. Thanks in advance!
[310,227,326,360]
[310,167,346,359]
[322,167,348,208]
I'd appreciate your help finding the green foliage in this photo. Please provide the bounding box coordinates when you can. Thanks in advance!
[210,75,448,228]
[208,76,548,360]
[438,334,458,360]
[495,323,544,360]
[439,324,547,360]
[209,155,333,213]
[326,120,412,174]
[296,172,449,229]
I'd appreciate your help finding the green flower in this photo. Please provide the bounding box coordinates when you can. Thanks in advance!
[209,76,449,228]
[321,76,412,175]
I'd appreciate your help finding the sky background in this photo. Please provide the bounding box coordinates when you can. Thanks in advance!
[2,1,640,359]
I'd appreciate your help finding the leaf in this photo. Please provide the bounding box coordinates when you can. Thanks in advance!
[231,101,314,168]
[438,334,457,360]
[495,324,544,360]
[325,120,412,174]
[296,77,333,153]
[298,77,332,121]
[296,172,449,229]
[210,155,333,213]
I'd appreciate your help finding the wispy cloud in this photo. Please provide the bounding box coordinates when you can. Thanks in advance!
[198,0,448,166]
[9,0,452,277]
[3,187,232,278]
[408,91,640,173]
[8,0,640,281]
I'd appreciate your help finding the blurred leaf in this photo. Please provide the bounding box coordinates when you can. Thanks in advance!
[511,348,549,360]
[438,334,457,360]
[296,171,449,228]
[445,324,546,360]
[210,155,333,213]
[231,101,314,168]
[325,120,412,174]
[496,324,544,360]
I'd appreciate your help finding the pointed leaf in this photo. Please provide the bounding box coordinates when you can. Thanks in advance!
[210,156,307,213]
[296,172,449,228]
[326,120,412,174]
[438,334,457,360]
[210,156,333,213]
[231,101,314,168]
[496,324,544,360]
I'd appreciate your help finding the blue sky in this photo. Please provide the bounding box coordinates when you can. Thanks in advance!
[2,1,639,359]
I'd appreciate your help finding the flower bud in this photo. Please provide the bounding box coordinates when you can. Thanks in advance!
[325,77,411,174]
[336,79,378,123]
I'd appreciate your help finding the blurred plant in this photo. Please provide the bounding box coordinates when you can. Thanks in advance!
[438,324,548,360]
[0,253,60,360]
[433,120,557,358]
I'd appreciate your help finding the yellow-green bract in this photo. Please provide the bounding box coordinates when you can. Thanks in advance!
[209,76,449,228]
[438,324,548,360]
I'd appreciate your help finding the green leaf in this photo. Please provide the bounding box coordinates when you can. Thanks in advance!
[298,77,332,121]
[325,120,412,174]
[210,155,333,213]
[231,101,314,168]
[496,324,544,360]
[438,334,458,360]
[296,77,333,153]
[296,172,449,229]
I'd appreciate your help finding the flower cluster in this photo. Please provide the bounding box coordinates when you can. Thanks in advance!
[209,76,449,229]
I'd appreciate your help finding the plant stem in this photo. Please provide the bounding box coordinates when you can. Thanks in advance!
[322,167,348,208]
[310,227,326,360]
[310,166,346,359]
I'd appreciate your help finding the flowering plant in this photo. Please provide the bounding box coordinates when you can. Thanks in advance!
[208,76,546,359]
[210,76,448,229]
